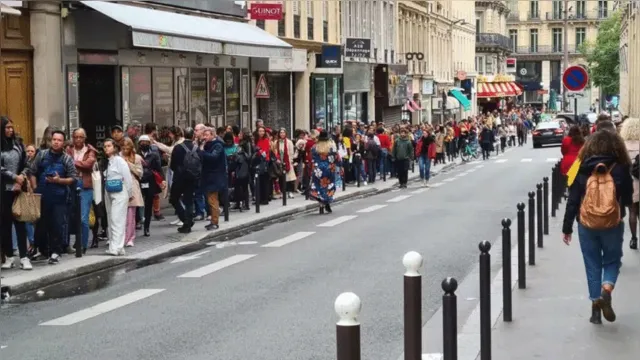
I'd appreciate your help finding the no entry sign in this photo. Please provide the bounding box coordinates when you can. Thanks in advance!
[562,66,589,92]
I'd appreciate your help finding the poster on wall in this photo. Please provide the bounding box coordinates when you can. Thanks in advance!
[129,67,153,125]
[209,68,224,125]
[387,65,408,107]
[153,68,174,127]
[226,68,241,125]
[190,68,208,124]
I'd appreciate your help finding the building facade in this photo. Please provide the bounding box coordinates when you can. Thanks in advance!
[475,1,522,113]
[620,1,639,117]
[396,1,476,125]
[506,0,612,112]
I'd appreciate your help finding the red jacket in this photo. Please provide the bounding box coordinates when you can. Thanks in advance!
[378,134,391,150]
[560,136,582,175]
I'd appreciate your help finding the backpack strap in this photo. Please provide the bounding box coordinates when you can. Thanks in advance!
[607,163,616,173]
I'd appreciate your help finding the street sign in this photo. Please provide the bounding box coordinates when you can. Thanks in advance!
[567,92,585,98]
[254,74,270,99]
[562,65,589,92]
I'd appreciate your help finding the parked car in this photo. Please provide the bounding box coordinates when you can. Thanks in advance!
[532,121,564,148]
[578,112,598,124]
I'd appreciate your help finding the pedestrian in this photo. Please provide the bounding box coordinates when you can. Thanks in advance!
[352,133,367,185]
[560,125,585,176]
[416,128,435,187]
[619,117,640,249]
[121,138,144,247]
[138,135,164,237]
[1,116,32,270]
[479,125,494,160]
[169,127,200,234]
[200,127,227,231]
[234,129,252,210]
[435,126,445,164]
[364,132,379,184]
[498,124,507,153]
[562,130,634,324]
[309,130,339,213]
[276,128,296,198]
[254,126,271,205]
[102,139,133,256]
[391,128,414,188]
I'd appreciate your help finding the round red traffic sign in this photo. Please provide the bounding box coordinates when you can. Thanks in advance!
[562,66,589,92]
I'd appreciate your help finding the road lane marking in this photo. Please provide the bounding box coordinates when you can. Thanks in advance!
[469,160,482,164]
[429,182,444,187]
[262,232,315,248]
[546,157,559,162]
[474,165,485,169]
[466,169,476,173]
[423,354,443,360]
[443,178,457,182]
[40,289,166,326]
[521,158,533,162]
[317,215,358,227]
[357,204,389,213]
[411,188,428,194]
[387,195,412,203]
[171,250,211,264]
[455,172,468,177]
[495,159,508,163]
[178,254,256,278]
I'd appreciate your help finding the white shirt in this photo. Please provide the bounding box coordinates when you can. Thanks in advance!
[105,155,133,197]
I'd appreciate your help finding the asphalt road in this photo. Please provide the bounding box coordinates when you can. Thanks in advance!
[0,143,561,360]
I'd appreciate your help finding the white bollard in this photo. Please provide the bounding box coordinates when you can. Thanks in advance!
[335,292,361,360]
[402,251,423,277]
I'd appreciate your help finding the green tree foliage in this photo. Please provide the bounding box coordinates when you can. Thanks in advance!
[579,11,621,95]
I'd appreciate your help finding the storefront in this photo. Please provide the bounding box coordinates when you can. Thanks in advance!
[343,62,371,124]
[476,74,522,113]
[310,45,343,131]
[374,64,408,125]
[65,1,292,146]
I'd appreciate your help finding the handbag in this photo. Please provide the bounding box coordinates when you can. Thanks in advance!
[92,163,103,204]
[104,164,124,193]
[12,182,41,223]
[89,205,96,228]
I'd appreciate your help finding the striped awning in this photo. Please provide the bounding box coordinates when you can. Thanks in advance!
[477,82,523,98]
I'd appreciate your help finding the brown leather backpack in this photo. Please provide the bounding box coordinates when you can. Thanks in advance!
[579,163,621,229]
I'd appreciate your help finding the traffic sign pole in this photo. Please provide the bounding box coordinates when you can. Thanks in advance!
[562,66,588,120]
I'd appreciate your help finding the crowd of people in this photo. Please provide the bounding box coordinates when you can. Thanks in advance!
[559,113,640,325]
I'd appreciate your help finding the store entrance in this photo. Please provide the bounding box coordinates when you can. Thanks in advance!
[78,65,117,147]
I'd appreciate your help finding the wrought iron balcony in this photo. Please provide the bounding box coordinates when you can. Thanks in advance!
[513,45,580,55]
[476,33,512,51]
[546,11,564,21]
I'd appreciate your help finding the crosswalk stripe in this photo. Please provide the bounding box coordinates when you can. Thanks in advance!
[40,289,166,326]
[178,254,256,278]
[262,232,315,248]
[387,195,412,203]
[317,215,358,227]
[521,158,533,162]
[546,158,559,162]
[495,159,508,163]
[357,204,388,213]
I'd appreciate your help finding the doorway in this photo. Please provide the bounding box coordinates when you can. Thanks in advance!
[78,65,117,147]
[0,52,33,144]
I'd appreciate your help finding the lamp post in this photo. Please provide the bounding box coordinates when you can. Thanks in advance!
[562,0,571,111]
[448,18,467,122]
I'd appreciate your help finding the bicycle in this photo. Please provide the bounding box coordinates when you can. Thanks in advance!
[459,140,479,162]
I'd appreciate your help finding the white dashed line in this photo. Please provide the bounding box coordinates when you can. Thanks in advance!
[357,204,388,213]
[178,254,256,278]
[495,159,508,163]
[443,178,457,182]
[466,169,476,173]
[262,232,315,248]
[411,188,428,194]
[40,289,166,326]
[317,215,358,227]
[456,172,468,177]
[546,158,559,162]
[387,195,412,203]
[521,158,533,162]
[429,182,444,188]
[474,165,485,169]
[469,160,482,164]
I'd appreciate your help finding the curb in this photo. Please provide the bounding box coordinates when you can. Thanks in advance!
[2,161,458,299]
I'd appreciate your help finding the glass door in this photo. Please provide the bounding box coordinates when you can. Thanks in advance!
[312,77,327,129]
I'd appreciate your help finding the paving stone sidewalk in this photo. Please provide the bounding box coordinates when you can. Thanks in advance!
[1,160,459,297]
[487,216,640,360]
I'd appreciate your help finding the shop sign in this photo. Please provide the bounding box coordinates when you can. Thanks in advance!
[320,45,342,68]
[422,80,434,95]
[345,38,371,58]
[250,3,283,20]
[268,48,307,72]
[506,58,517,73]
[477,74,515,83]
[255,74,270,99]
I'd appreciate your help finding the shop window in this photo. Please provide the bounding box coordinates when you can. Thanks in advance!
[225,68,241,126]
[313,78,327,127]
[129,67,152,125]
[190,68,208,124]
[152,67,174,127]
[209,68,224,126]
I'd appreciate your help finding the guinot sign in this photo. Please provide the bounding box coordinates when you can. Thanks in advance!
[250,3,283,21]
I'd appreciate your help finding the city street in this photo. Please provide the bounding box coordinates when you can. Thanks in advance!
[1,144,561,360]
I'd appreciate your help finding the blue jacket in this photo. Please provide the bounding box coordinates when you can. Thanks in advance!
[199,138,227,193]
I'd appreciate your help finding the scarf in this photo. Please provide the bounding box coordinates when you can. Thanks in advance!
[279,139,291,172]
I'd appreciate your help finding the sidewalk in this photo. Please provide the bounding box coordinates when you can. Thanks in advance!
[1,159,459,297]
[489,217,640,360]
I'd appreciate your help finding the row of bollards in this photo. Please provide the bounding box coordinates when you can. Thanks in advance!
[333,163,564,360]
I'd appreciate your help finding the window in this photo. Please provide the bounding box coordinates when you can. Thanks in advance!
[509,29,518,51]
[576,0,586,18]
[552,28,563,52]
[293,1,300,37]
[552,0,563,20]
[529,29,538,52]
[256,19,265,30]
[278,12,285,36]
[476,16,481,33]
[529,0,539,18]
[323,0,328,41]
[575,27,586,48]
[307,17,314,40]
[598,1,608,18]
[475,56,485,74]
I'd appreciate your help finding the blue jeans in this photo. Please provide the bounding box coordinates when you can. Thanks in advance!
[577,222,624,300]
[379,149,389,175]
[26,223,34,244]
[80,189,93,248]
[194,189,206,217]
[418,155,432,180]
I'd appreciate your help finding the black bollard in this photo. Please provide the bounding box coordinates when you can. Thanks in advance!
[382,157,387,182]
[411,159,415,173]
[536,183,543,248]
[403,252,423,360]
[223,189,230,222]
[335,292,362,360]
[342,165,347,191]
[517,203,526,289]
[442,277,458,360]
[528,191,536,265]
[254,173,260,214]
[543,177,549,235]
[478,241,492,360]
[281,173,287,206]
[501,219,512,322]
[551,165,557,218]
[356,156,361,188]
[75,187,83,258]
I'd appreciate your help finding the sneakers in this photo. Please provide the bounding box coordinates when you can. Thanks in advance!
[1,257,15,269]
[363,181,368,186]
[630,237,638,250]
[205,223,219,231]
[170,219,184,226]
[48,253,60,264]
[20,257,33,270]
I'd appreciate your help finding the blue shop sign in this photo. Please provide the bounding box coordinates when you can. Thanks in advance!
[321,45,342,68]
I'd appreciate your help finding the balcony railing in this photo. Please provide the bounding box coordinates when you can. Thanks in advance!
[546,11,564,21]
[541,10,610,21]
[527,11,541,20]
[476,33,512,51]
[513,45,580,55]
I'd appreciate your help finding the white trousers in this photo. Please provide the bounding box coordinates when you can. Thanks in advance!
[105,190,129,254]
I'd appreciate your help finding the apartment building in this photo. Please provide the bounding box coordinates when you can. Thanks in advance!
[506,0,612,112]
[620,1,639,117]
[475,1,521,113]
[396,1,475,124]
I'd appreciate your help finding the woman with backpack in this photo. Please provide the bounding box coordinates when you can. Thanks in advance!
[619,117,640,249]
[562,130,634,325]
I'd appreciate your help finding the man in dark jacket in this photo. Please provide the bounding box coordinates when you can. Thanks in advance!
[199,128,227,230]
[169,127,198,233]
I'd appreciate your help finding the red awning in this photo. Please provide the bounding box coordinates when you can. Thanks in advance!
[476,82,523,98]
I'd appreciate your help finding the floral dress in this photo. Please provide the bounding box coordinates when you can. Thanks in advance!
[309,144,339,205]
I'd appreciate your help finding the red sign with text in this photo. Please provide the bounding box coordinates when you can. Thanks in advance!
[250,3,283,21]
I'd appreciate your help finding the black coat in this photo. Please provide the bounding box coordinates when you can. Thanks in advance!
[140,150,163,195]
